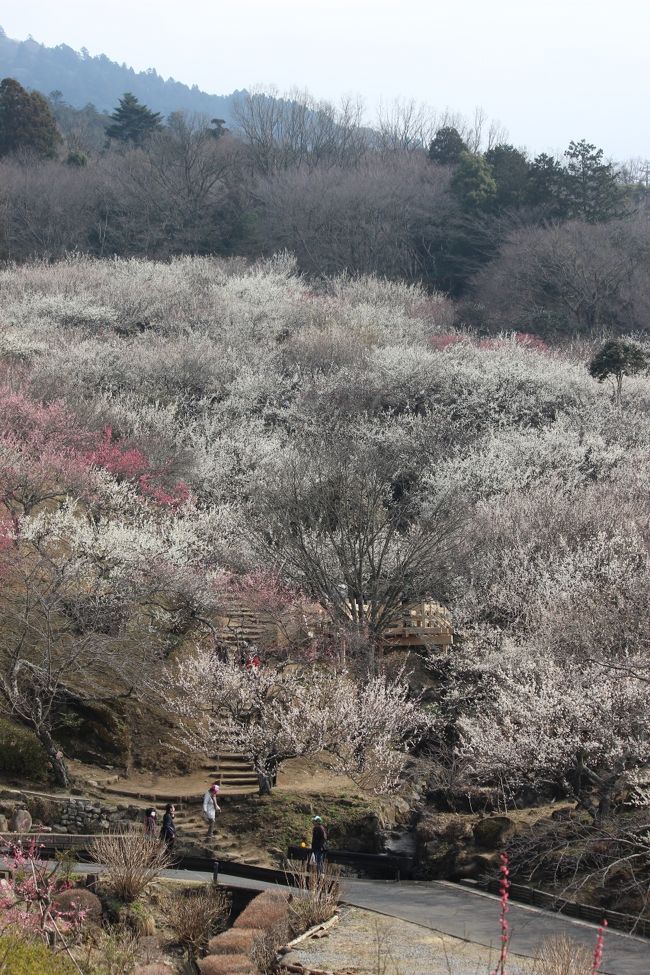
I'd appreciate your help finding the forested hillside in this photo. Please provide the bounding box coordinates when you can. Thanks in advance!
[0,61,649,341]
[0,25,240,120]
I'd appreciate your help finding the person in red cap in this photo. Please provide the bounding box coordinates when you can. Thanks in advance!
[202,783,221,839]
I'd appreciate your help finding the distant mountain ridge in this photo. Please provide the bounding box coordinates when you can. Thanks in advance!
[0,25,243,121]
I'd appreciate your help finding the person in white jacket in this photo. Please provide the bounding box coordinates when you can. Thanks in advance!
[202,783,221,838]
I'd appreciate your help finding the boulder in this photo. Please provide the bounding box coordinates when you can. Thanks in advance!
[0,815,9,833]
[10,808,32,833]
[417,812,473,844]
[472,816,516,851]
[452,852,494,880]
[52,888,103,923]
[0,878,17,906]
[417,840,457,879]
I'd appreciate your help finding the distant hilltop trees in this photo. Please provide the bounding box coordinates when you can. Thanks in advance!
[0,24,242,121]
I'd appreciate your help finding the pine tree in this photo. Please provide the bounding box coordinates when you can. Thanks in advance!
[564,140,623,222]
[527,152,569,218]
[589,340,648,406]
[450,151,497,210]
[106,92,162,146]
[428,126,467,165]
[484,144,530,210]
[0,77,61,158]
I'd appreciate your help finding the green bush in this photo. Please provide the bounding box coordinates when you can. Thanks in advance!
[0,719,49,780]
[0,934,76,973]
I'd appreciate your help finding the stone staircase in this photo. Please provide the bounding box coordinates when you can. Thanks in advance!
[216,597,277,654]
[201,751,259,792]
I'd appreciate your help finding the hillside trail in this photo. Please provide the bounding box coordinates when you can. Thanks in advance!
[67,752,362,865]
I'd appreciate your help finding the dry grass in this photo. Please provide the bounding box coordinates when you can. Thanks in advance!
[532,934,593,975]
[250,923,288,974]
[285,860,340,937]
[77,926,140,975]
[158,884,230,954]
[91,828,171,903]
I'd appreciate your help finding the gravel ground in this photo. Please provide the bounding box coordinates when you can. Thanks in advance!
[283,906,535,975]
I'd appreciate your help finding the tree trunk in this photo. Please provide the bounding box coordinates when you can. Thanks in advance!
[38,729,70,789]
[257,769,273,796]
[256,754,280,796]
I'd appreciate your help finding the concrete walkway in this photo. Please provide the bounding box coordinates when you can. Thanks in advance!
[77,864,648,975]
[341,879,648,975]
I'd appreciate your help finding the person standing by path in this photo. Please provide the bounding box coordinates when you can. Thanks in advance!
[310,815,328,874]
[203,783,221,839]
[160,803,176,851]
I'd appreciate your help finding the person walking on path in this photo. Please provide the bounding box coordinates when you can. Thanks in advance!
[160,803,176,851]
[310,815,328,874]
[202,783,221,839]
[143,807,157,836]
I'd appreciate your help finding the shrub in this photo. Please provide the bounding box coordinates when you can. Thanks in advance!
[118,899,157,936]
[158,885,230,954]
[0,934,77,974]
[51,887,103,923]
[285,861,340,937]
[250,924,287,974]
[78,926,139,975]
[0,719,48,780]
[207,928,262,954]
[91,829,171,903]
[197,956,256,975]
[232,889,289,931]
[532,933,592,974]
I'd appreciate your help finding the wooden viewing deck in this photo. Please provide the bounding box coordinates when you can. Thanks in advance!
[215,597,454,654]
[383,600,453,650]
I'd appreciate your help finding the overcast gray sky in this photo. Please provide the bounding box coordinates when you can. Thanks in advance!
[2,0,646,159]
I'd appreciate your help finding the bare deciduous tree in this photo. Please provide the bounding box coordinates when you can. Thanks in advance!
[256,451,461,671]
[254,153,452,281]
[0,526,159,786]
[234,86,369,175]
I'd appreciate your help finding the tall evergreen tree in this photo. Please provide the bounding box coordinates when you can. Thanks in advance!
[589,340,648,406]
[428,126,467,165]
[564,140,622,222]
[484,143,530,210]
[0,77,61,158]
[451,151,497,210]
[106,92,162,146]
[526,152,569,218]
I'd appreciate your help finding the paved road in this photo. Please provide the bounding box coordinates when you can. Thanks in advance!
[77,864,648,975]
[340,879,648,975]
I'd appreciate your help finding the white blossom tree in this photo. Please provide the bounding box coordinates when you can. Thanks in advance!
[456,647,650,823]
[155,650,427,795]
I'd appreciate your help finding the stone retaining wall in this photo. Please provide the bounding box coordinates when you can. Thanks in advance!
[49,796,142,833]
[0,789,141,834]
